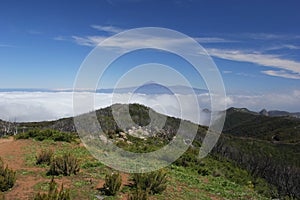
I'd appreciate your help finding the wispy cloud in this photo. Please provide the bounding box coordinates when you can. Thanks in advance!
[91,25,125,34]
[68,25,300,80]
[265,44,300,51]
[195,37,237,43]
[0,44,14,47]
[238,33,300,40]
[72,36,107,46]
[72,34,236,47]
[53,36,68,41]
[207,48,300,78]
[262,70,300,79]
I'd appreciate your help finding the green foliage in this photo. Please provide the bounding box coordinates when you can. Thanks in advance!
[36,149,54,165]
[48,153,80,176]
[15,129,77,142]
[0,158,16,192]
[102,171,122,196]
[128,188,148,200]
[116,134,167,153]
[131,170,167,195]
[34,178,70,200]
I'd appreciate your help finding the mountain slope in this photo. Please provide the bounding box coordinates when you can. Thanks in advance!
[1,104,300,199]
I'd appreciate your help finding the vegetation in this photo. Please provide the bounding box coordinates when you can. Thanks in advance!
[15,129,77,142]
[36,149,54,165]
[0,158,16,192]
[131,170,167,195]
[1,103,299,199]
[128,188,148,200]
[34,178,70,200]
[48,153,80,176]
[102,171,122,196]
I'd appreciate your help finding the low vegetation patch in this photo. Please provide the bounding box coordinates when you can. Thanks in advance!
[34,178,70,200]
[131,169,167,195]
[48,153,80,176]
[102,171,122,196]
[128,188,148,200]
[36,149,54,165]
[0,158,16,192]
[15,129,77,142]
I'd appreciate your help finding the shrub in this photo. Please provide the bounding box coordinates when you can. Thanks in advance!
[131,170,167,195]
[15,129,77,143]
[48,153,80,176]
[102,171,122,196]
[128,188,148,200]
[197,167,210,176]
[0,158,16,192]
[34,177,70,200]
[36,149,54,165]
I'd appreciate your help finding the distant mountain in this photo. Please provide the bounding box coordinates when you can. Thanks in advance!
[0,85,208,95]
[259,109,300,118]
[96,84,208,95]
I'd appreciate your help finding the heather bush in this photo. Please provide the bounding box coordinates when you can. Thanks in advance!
[0,158,16,192]
[131,170,167,195]
[48,153,80,176]
[102,171,122,196]
[36,149,53,165]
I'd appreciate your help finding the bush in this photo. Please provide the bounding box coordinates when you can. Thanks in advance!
[48,153,80,176]
[15,129,76,143]
[102,171,122,196]
[34,177,70,200]
[131,170,167,195]
[0,158,16,192]
[128,188,148,200]
[36,149,54,165]
[197,167,210,176]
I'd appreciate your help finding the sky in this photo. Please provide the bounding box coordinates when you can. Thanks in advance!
[0,0,300,121]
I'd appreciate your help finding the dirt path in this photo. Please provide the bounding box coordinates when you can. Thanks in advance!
[0,137,47,199]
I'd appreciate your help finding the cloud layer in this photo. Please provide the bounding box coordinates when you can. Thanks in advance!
[0,91,299,124]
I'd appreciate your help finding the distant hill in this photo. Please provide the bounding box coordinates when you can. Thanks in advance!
[223,107,300,143]
[259,109,300,118]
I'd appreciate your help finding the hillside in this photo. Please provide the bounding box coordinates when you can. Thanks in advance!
[0,104,300,199]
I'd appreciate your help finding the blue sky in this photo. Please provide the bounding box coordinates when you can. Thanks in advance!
[0,0,300,112]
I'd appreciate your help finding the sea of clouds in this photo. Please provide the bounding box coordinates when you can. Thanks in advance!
[0,91,299,125]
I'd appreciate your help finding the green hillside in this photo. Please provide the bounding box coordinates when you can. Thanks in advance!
[1,104,299,199]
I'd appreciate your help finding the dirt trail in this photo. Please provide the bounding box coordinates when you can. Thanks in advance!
[0,137,46,199]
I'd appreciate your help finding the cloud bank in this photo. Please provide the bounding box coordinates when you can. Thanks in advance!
[0,91,300,124]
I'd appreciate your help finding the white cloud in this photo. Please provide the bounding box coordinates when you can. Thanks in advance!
[91,25,125,34]
[265,44,300,51]
[72,36,107,46]
[207,48,300,78]
[222,70,232,74]
[226,90,300,112]
[195,37,236,43]
[242,33,300,40]
[68,26,300,80]
[0,92,212,125]
[262,70,300,79]
[0,90,300,125]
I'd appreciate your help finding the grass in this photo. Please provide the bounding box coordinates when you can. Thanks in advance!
[2,136,272,200]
